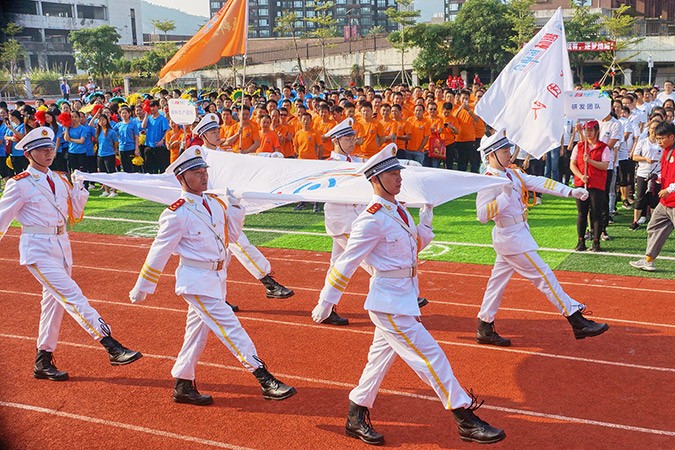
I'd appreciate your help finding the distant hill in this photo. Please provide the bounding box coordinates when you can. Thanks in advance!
[141,1,207,37]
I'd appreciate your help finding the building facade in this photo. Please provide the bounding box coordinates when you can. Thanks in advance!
[209,0,399,39]
[6,0,143,73]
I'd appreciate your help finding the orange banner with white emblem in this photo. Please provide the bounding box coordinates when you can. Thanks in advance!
[157,0,248,85]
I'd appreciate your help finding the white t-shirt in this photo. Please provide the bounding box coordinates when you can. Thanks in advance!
[633,137,662,178]
[656,91,675,104]
[636,102,652,116]
[571,143,611,163]
[618,116,635,161]
[562,119,575,146]
[599,118,622,167]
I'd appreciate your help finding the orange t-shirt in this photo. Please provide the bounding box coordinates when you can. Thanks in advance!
[407,116,431,152]
[389,117,412,150]
[220,122,237,150]
[473,116,486,140]
[314,118,336,157]
[275,123,295,157]
[165,128,184,163]
[440,114,459,145]
[231,122,260,153]
[258,130,281,154]
[454,107,476,143]
[293,128,320,160]
[355,118,386,159]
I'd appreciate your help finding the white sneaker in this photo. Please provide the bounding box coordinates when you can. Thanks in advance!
[108,191,118,198]
[100,191,109,197]
[629,258,656,272]
[637,216,646,225]
[535,197,542,205]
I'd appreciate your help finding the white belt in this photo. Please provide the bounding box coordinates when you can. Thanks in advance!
[179,257,224,271]
[22,225,65,235]
[494,214,527,228]
[373,265,417,278]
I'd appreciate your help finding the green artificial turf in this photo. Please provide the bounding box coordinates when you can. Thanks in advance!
[6,187,674,279]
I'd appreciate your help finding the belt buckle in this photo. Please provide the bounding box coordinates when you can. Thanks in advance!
[56,225,64,235]
[215,260,224,271]
[411,266,417,277]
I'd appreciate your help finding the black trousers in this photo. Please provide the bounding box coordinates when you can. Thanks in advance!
[10,155,29,174]
[49,151,68,173]
[97,155,117,174]
[576,188,605,242]
[119,150,140,173]
[455,141,475,172]
[444,143,456,170]
[144,145,169,174]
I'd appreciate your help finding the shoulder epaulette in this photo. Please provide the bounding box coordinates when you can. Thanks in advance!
[12,172,30,181]
[485,172,493,176]
[367,203,383,214]
[168,198,185,211]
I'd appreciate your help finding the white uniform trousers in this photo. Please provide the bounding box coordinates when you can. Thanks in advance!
[478,250,584,323]
[349,311,471,410]
[172,294,259,380]
[26,262,106,352]
[229,232,271,280]
[330,235,373,275]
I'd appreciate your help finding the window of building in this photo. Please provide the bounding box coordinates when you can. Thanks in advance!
[259,18,269,26]
[7,1,38,15]
[211,2,221,9]
[259,8,268,15]
[77,5,107,20]
[260,29,270,37]
[447,3,459,11]
[16,28,42,43]
[259,0,268,4]
[44,29,70,43]
[42,2,73,18]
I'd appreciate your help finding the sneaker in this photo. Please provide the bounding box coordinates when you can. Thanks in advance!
[629,258,656,272]
[622,200,631,210]
[100,191,109,197]
[601,232,611,241]
[584,230,591,241]
[574,241,587,252]
[629,222,639,231]
[535,197,542,205]
[590,241,602,252]
[637,216,647,225]
[108,191,118,198]
[608,216,615,224]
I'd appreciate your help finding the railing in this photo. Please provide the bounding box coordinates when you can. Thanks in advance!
[633,19,675,37]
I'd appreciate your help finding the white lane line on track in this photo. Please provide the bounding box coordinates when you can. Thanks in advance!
[1,289,672,373]
[0,400,255,449]
[1,333,673,438]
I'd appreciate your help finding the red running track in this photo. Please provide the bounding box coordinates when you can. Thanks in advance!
[0,229,673,449]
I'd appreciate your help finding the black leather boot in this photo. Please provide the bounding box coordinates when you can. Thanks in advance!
[566,311,609,339]
[226,301,239,312]
[346,401,385,445]
[417,297,429,308]
[321,307,349,326]
[34,349,69,381]
[452,393,505,444]
[476,319,512,347]
[100,336,143,366]
[173,379,214,406]
[252,359,296,401]
[260,275,294,299]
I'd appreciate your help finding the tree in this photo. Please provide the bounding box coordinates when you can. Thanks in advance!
[408,23,454,83]
[599,4,643,86]
[385,0,420,86]
[151,19,176,42]
[131,43,178,75]
[274,11,305,78]
[69,25,123,88]
[450,0,513,82]
[305,1,338,87]
[565,0,603,84]
[503,0,535,56]
[0,23,26,91]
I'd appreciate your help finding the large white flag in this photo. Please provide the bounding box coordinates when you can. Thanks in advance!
[475,7,572,159]
[77,150,508,214]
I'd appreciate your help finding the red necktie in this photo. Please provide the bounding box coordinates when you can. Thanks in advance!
[46,175,56,194]
[202,198,212,216]
[397,205,409,226]
[346,156,352,162]
[505,172,513,182]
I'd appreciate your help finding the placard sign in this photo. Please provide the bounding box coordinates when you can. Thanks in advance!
[168,99,197,125]
[563,90,611,120]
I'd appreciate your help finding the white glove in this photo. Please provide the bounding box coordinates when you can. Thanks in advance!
[501,183,513,197]
[311,300,334,323]
[129,288,147,304]
[226,188,240,206]
[71,171,85,191]
[571,188,589,201]
[419,204,434,228]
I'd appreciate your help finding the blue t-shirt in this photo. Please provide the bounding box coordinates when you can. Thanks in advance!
[66,125,87,154]
[97,128,119,157]
[52,125,63,153]
[144,114,169,147]
[9,123,25,156]
[84,125,96,156]
[115,120,139,151]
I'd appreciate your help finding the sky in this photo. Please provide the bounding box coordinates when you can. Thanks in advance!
[143,0,442,22]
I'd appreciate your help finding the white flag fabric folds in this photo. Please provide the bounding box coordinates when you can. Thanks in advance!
[76,150,508,214]
[475,7,572,159]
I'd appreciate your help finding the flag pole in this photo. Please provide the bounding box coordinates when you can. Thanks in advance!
[238,0,249,153]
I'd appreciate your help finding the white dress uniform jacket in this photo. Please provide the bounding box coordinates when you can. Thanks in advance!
[0,167,88,265]
[132,191,245,297]
[319,195,433,317]
[324,151,365,237]
[476,166,572,256]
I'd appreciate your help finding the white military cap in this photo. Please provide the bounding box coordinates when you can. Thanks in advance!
[166,145,209,176]
[16,127,55,152]
[194,113,220,136]
[326,117,356,139]
[358,143,405,180]
[476,128,513,158]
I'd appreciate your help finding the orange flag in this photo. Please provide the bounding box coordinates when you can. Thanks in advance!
[158,0,248,85]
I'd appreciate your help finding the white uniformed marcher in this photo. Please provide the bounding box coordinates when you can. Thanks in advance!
[195,120,295,302]
[311,146,506,445]
[129,145,296,405]
[475,130,609,346]
[0,127,142,382]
